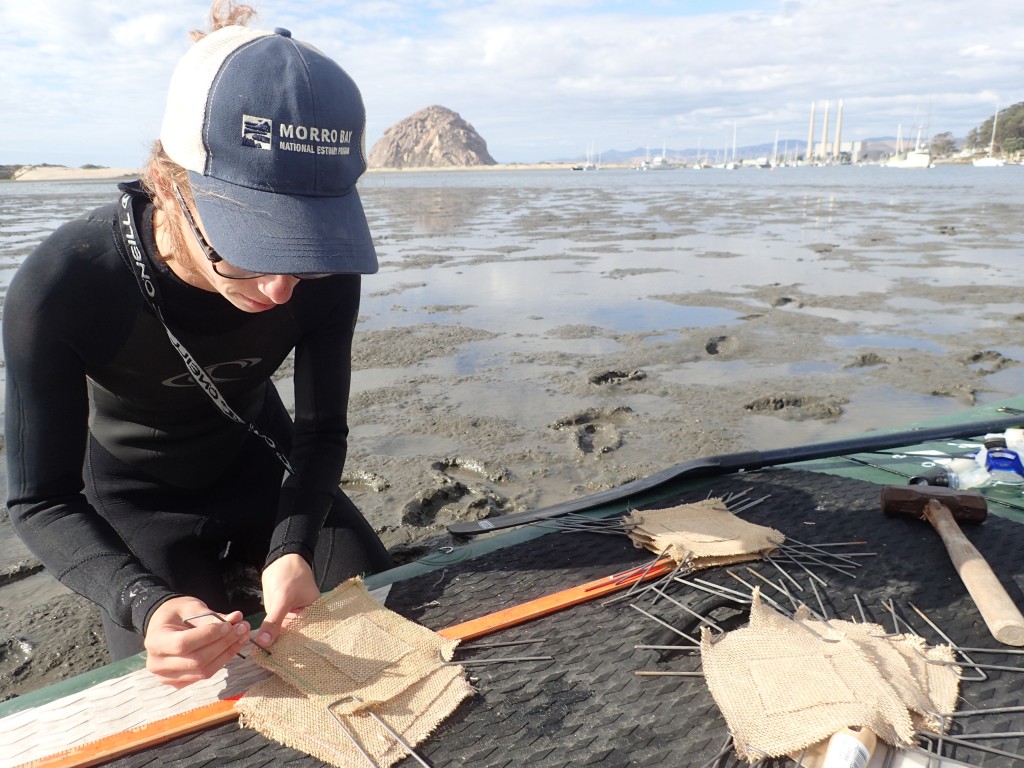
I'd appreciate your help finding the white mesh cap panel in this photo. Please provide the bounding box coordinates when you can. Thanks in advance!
[160,25,270,173]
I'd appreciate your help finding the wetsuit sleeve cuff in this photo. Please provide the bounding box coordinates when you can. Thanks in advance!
[264,486,334,571]
[264,542,316,569]
[126,581,184,635]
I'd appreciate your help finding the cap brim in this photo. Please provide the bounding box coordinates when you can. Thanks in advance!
[187,171,378,275]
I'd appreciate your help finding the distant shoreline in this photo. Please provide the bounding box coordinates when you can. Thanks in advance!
[3,162,620,183]
[1,157,991,183]
[366,162,601,173]
[5,166,140,182]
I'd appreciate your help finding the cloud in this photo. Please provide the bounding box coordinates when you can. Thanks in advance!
[2,0,1023,165]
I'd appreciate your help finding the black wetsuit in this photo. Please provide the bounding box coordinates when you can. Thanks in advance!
[3,183,392,658]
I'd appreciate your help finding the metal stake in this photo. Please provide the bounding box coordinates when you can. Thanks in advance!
[330,696,431,768]
[907,602,988,682]
[182,611,257,659]
[629,603,701,644]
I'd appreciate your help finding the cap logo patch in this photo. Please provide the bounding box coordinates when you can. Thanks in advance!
[241,114,273,150]
[278,123,353,156]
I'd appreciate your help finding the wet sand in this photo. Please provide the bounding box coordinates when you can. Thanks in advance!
[3,165,1024,700]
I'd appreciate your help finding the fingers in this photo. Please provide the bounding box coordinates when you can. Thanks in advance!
[145,606,252,688]
[257,554,320,651]
[255,609,285,652]
[149,633,249,688]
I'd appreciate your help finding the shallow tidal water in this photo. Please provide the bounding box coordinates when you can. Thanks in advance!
[3,164,1024,576]
[5,164,1024,697]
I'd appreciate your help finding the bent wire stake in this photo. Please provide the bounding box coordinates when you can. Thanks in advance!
[676,577,752,605]
[328,696,431,768]
[601,551,682,607]
[643,558,696,608]
[182,611,258,659]
[745,567,799,611]
[809,580,831,623]
[629,604,701,644]
[917,730,1024,763]
[458,638,546,649]
[853,593,869,624]
[646,586,725,633]
[634,670,704,677]
[696,735,736,768]
[763,555,804,593]
[906,602,988,683]
[445,646,554,666]
[444,656,553,667]
[326,698,378,768]
[774,547,832,588]
[723,570,792,616]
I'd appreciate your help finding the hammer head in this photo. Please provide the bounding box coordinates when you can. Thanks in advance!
[881,484,988,523]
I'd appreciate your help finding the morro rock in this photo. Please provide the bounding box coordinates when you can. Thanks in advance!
[368,106,496,169]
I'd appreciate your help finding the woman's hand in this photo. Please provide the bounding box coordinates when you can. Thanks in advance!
[144,596,250,688]
[255,554,320,651]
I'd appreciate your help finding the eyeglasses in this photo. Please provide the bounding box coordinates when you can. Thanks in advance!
[171,184,331,280]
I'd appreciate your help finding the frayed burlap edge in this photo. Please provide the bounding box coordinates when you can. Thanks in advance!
[238,664,473,768]
[235,578,474,767]
[700,591,960,761]
[625,498,784,568]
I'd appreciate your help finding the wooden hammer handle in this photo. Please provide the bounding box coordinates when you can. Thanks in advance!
[926,499,1024,646]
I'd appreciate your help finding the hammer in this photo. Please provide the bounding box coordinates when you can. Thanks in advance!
[881,484,1024,646]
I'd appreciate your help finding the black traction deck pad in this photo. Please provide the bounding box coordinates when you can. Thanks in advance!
[104,469,1024,767]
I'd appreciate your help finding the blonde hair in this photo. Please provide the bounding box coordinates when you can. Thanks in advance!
[192,0,257,41]
[141,1,257,262]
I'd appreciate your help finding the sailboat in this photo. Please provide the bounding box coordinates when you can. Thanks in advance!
[647,141,675,170]
[885,124,932,168]
[973,108,1006,167]
[571,142,598,171]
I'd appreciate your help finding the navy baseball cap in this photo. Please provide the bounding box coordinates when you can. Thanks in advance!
[160,25,377,275]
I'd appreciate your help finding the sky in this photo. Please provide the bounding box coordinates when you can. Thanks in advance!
[2,0,1023,166]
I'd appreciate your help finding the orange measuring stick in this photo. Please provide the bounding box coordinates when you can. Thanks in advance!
[24,556,674,768]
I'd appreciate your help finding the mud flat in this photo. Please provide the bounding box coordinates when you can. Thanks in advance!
[3,165,1024,699]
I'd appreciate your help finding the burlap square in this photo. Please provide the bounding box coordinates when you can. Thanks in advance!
[700,590,960,761]
[626,498,784,567]
[236,578,474,767]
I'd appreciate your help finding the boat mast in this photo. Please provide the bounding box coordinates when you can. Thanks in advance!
[990,108,999,156]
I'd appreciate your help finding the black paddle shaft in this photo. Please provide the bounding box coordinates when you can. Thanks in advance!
[447,413,1024,536]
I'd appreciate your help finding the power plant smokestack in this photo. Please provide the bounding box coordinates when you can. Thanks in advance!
[806,102,816,163]
[820,100,830,160]
[833,99,844,159]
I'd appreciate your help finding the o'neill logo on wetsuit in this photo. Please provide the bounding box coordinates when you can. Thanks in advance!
[120,194,155,298]
[162,358,263,388]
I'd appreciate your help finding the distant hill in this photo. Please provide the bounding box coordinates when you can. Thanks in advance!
[967,102,1024,154]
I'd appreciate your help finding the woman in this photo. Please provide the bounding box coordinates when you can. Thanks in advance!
[3,2,393,688]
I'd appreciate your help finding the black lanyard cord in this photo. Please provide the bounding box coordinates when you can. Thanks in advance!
[114,190,296,476]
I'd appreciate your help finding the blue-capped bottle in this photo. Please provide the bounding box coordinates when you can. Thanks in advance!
[981,434,1024,484]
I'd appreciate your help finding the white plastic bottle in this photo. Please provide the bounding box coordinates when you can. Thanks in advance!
[1004,428,1024,454]
[822,726,876,768]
